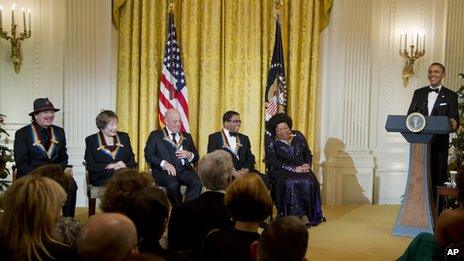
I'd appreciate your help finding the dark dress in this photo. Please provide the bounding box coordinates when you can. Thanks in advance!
[201,229,259,261]
[265,130,324,226]
[84,131,136,186]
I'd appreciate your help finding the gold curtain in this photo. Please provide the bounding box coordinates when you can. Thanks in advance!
[113,0,332,171]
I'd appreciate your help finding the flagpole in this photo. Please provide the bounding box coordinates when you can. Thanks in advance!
[168,0,174,13]
[274,0,282,20]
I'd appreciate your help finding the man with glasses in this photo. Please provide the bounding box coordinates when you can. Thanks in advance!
[208,111,255,178]
[208,112,269,188]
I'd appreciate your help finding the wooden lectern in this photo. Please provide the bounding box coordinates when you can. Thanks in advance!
[385,115,451,237]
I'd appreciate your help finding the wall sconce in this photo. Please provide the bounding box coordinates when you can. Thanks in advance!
[0,3,32,74]
[399,32,425,87]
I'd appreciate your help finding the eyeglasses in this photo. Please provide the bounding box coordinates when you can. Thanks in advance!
[229,120,241,123]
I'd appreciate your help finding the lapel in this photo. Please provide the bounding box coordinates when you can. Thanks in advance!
[161,128,183,166]
[30,124,59,159]
[220,130,241,159]
[431,88,446,115]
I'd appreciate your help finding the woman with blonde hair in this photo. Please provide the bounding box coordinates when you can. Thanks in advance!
[0,175,75,260]
[202,173,273,261]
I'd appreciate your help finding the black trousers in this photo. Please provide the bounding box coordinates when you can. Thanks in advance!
[153,168,202,206]
[62,179,77,217]
[430,136,449,212]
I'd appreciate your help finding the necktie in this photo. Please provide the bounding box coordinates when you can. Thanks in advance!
[429,88,439,93]
[229,132,237,137]
[171,133,177,143]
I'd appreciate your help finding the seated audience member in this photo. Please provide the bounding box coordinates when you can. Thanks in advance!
[13,97,78,217]
[202,174,273,261]
[84,110,136,186]
[265,113,324,225]
[100,169,153,214]
[75,213,138,260]
[251,216,308,261]
[398,173,464,260]
[30,164,80,222]
[101,169,174,256]
[168,150,234,253]
[130,186,171,255]
[0,175,75,260]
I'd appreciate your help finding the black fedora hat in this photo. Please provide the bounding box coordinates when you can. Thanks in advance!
[29,98,60,116]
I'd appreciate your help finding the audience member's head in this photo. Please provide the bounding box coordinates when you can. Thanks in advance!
[225,174,273,222]
[130,186,170,245]
[30,163,72,192]
[254,216,308,261]
[76,213,138,260]
[101,169,153,213]
[1,175,67,260]
[198,150,234,191]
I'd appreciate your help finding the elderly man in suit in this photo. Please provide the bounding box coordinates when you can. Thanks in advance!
[208,111,269,187]
[144,108,202,205]
[407,62,459,200]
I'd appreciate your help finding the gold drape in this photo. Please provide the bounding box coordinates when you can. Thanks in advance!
[113,0,332,171]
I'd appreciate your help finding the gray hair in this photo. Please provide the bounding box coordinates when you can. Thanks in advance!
[198,150,233,190]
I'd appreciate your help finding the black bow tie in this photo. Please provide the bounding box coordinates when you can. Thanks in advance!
[229,132,237,137]
[429,88,439,93]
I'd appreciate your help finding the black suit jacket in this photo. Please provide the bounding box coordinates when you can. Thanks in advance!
[84,131,136,184]
[14,123,68,177]
[407,86,459,148]
[144,128,199,174]
[168,191,233,251]
[207,131,255,171]
[408,86,459,123]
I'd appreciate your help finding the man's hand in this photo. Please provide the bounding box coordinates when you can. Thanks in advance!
[64,167,73,177]
[233,169,247,178]
[163,162,177,176]
[451,118,458,131]
[175,150,192,159]
[105,163,117,170]
[114,161,127,170]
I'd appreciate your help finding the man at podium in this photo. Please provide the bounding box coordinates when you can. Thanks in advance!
[407,62,459,200]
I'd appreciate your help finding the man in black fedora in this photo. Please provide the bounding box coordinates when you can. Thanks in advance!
[14,97,77,217]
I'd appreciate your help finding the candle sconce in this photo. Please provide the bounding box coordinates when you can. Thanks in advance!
[0,4,32,74]
[399,32,425,87]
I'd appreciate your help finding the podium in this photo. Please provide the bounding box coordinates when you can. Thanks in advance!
[385,115,451,237]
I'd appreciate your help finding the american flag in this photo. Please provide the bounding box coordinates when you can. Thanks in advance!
[158,12,190,132]
[264,17,287,121]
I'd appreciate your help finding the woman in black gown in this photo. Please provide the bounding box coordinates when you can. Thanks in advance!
[265,113,324,226]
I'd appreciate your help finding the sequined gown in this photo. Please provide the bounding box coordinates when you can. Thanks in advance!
[265,131,324,226]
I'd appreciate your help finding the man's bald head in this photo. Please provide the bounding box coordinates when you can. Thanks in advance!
[76,213,138,260]
[165,109,181,133]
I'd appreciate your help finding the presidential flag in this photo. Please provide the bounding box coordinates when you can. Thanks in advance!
[264,17,287,121]
[158,12,190,132]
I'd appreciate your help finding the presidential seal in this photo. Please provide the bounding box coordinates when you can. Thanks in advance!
[406,112,426,133]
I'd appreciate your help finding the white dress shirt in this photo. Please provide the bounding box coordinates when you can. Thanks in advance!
[223,128,237,153]
[427,85,442,116]
[160,128,194,168]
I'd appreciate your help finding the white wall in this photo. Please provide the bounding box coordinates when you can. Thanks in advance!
[318,0,464,204]
[0,0,117,207]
